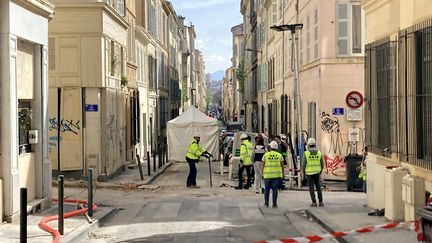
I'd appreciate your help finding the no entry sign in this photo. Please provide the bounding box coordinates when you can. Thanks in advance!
[345,91,363,109]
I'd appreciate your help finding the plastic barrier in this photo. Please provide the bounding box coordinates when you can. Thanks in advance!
[254,221,422,243]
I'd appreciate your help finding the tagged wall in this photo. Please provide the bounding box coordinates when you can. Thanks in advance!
[102,88,126,176]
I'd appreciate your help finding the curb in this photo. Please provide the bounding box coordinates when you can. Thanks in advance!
[61,207,118,243]
[141,161,174,185]
[302,209,350,243]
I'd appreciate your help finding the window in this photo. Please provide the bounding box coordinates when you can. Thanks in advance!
[272,0,277,25]
[415,27,432,162]
[306,15,311,63]
[18,100,33,155]
[364,40,397,155]
[281,95,290,134]
[314,9,319,59]
[118,0,125,16]
[308,102,316,140]
[336,1,363,56]
[267,58,275,90]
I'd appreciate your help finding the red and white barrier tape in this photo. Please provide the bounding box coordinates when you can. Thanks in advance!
[255,221,423,243]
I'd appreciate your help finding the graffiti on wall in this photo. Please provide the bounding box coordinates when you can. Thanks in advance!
[49,118,81,135]
[323,154,346,177]
[48,135,62,153]
[321,112,340,133]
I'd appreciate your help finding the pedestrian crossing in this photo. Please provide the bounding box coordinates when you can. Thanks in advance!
[137,200,265,222]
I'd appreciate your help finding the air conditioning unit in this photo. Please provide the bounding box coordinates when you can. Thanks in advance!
[384,168,408,221]
[402,174,425,221]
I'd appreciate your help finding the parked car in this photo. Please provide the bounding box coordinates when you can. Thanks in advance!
[227,122,244,132]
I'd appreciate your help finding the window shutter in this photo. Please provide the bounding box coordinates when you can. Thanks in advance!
[336,2,349,56]
[352,4,362,54]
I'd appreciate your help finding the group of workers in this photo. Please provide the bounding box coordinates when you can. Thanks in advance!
[185,132,325,208]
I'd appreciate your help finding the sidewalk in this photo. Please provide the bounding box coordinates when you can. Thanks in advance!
[212,161,419,242]
[0,159,171,243]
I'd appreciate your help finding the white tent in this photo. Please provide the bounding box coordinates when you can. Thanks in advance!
[167,106,219,162]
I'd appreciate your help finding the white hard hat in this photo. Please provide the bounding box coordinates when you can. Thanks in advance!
[269,141,279,150]
[307,138,316,146]
[280,134,287,140]
[193,133,200,138]
[240,133,248,140]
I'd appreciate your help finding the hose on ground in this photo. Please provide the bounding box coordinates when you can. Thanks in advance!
[38,198,97,243]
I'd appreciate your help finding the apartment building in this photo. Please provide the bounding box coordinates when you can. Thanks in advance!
[239,0,365,180]
[48,0,130,180]
[241,0,259,132]
[195,49,207,112]
[362,0,432,210]
[227,24,244,123]
[0,0,54,222]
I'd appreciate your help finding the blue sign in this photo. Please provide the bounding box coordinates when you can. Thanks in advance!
[85,104,98,112]
[332,107,344,115]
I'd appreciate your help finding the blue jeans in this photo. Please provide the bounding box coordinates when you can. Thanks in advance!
[264,178,281,206]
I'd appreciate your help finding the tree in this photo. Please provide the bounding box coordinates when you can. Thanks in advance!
[236,61,245,93]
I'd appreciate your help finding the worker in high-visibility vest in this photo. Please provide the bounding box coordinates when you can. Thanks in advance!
[235,133,253,190]
[302,138,324,207]
[261,141,284,208]
[185,133,212,188]
[359,146,368,193]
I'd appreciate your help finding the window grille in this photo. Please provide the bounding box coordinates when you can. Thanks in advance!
[365,39,397,155]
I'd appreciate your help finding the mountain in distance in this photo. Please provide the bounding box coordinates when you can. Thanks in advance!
[211,70,224,81]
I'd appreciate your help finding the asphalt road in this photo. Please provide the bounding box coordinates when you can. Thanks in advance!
[77,162,334,243]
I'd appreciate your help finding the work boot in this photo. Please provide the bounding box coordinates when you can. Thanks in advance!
[310,202,317,207]
[234,186,242,190]
[319,202,324,207]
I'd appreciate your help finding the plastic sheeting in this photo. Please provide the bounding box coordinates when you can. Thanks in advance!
[167,106,219,162]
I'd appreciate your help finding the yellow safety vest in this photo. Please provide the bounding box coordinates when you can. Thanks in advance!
[358,165,367,180]
[240,140,253,165]
[186,139,205,160]
[304,151,322,175]
[263,151,283,179]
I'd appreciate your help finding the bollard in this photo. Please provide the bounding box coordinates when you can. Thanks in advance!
[136,151,144,180]
[88,168,93,218]
[158,149,162,169]
[165,143,168,164]
[58,175,64,235]
[208,157,213,188]
[147,151,151,176]
[20,188,27,243]
[162,145,165,165]
[153,150,156,172]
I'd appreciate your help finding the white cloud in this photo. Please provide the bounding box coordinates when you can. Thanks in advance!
[195,39,206,50]
[207,54,225,62]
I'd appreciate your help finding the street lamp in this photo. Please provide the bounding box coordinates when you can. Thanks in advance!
[271,23,304,164]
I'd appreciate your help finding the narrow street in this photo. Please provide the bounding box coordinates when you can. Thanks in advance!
[63,161,416,243]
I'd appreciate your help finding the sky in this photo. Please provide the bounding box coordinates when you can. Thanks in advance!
[169,0,243,74]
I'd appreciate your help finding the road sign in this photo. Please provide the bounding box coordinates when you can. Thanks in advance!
[348,128,360,142]
[85,104,98,112]
[345,91,364,109]
[332,107,344,116]
[347,108,362,121]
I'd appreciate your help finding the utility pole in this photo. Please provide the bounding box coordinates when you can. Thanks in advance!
[270,23,304,162]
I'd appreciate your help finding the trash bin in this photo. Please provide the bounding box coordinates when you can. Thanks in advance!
[417,206,432,242]
[344,154,363,191]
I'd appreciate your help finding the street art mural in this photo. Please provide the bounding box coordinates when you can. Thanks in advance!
[321,111,346,180]
[323,154,346,177]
